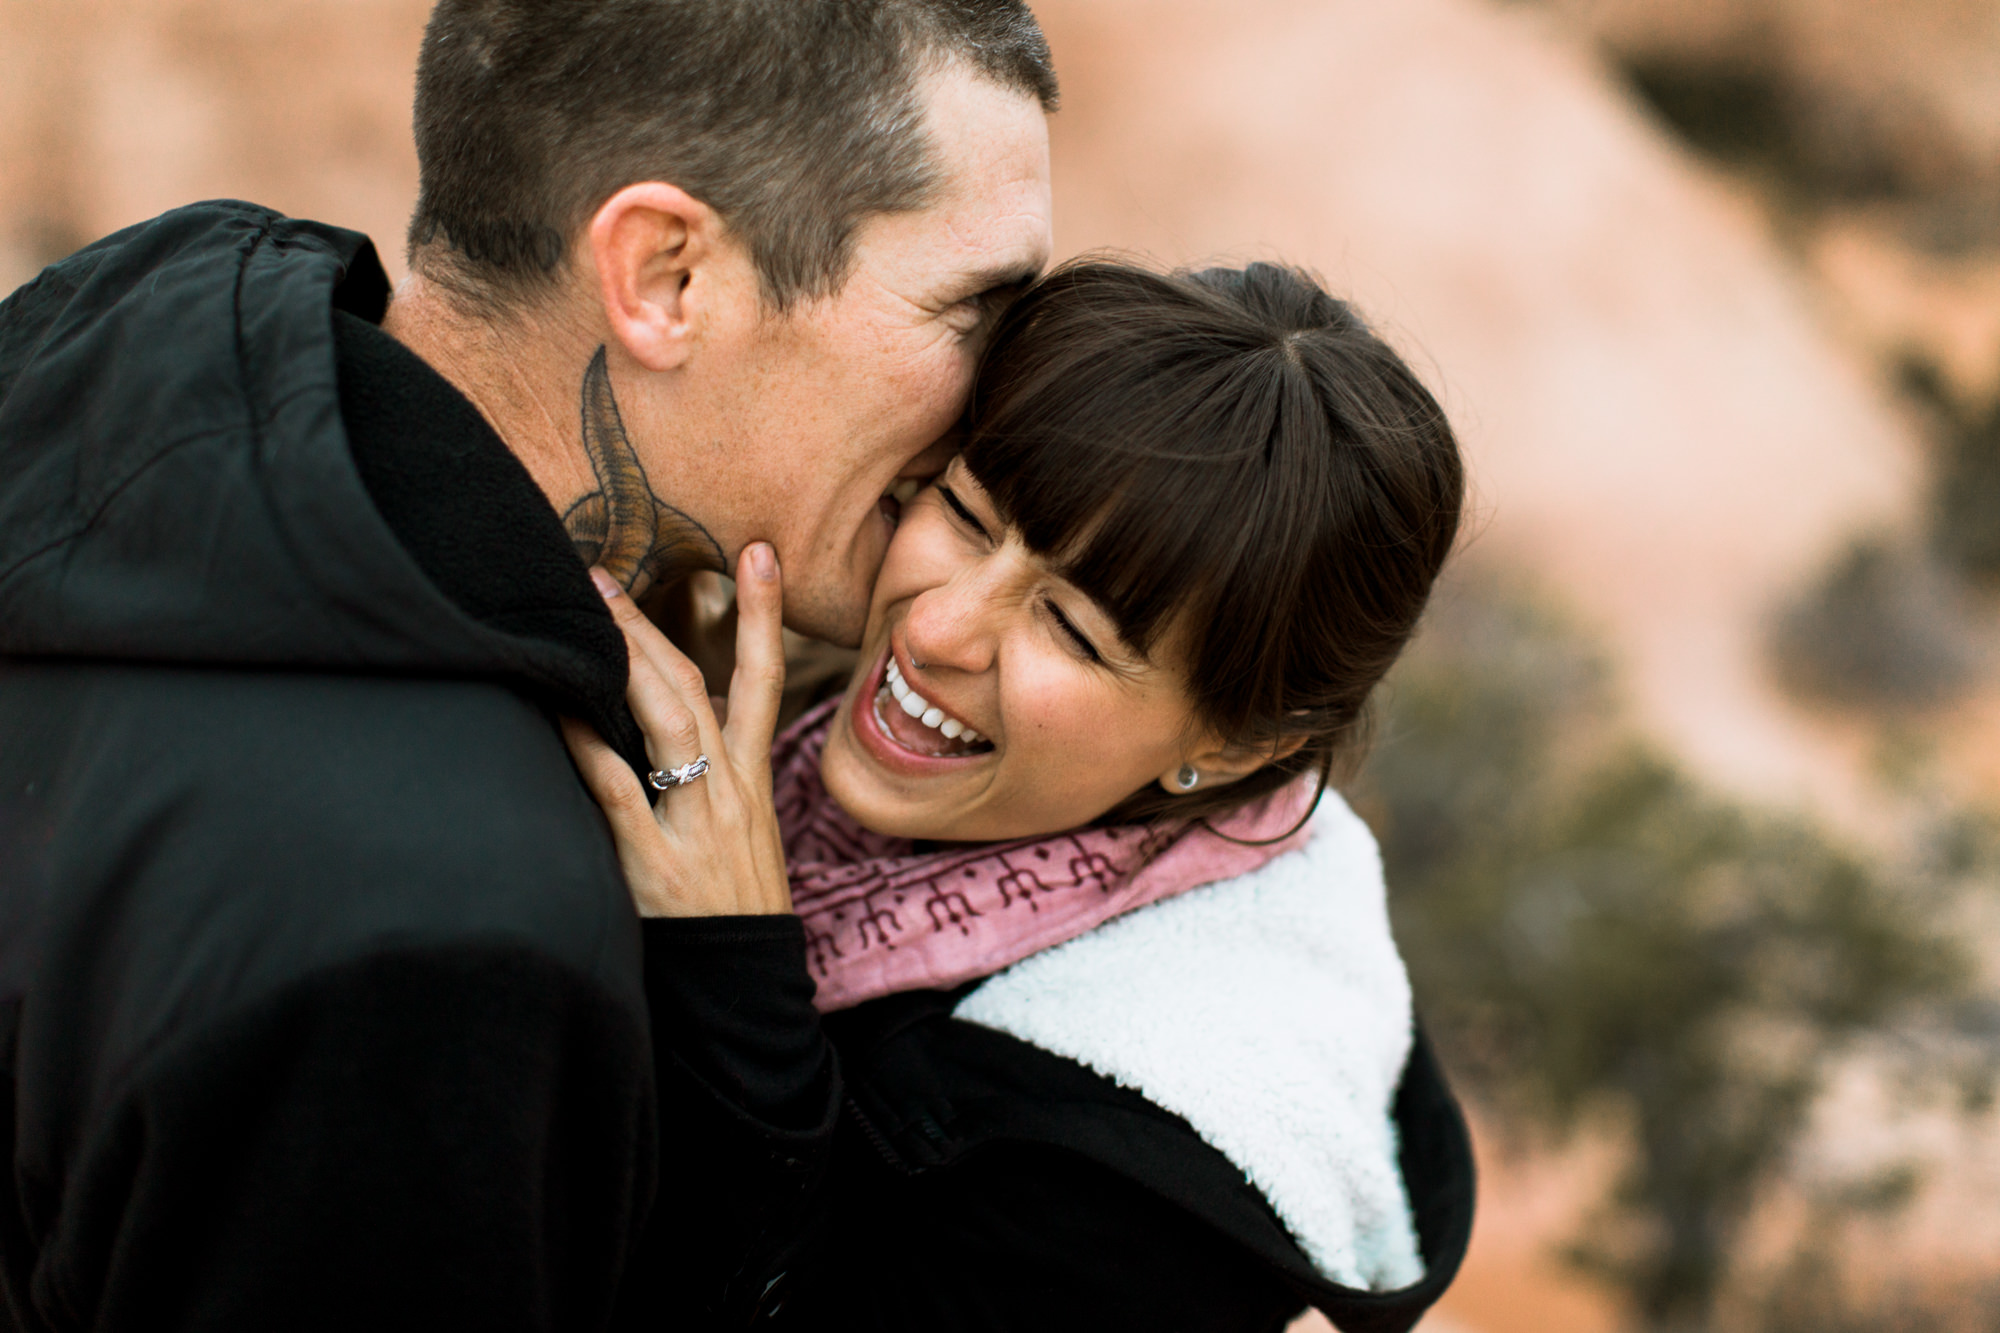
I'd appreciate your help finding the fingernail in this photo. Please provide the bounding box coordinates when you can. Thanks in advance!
[589,567,622,600]
[749,542,777,581]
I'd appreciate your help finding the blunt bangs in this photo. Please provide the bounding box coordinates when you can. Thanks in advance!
[959,259,1465,826]
[966,265,1337,728]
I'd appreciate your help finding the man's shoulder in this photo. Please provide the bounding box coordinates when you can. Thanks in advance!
[3,658,633,995]
[2,659,646,1179]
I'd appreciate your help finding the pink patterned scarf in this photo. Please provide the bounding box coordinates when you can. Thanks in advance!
[773,699,1319,1011]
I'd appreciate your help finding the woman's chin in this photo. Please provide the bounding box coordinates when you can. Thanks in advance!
[818,695,963,841]
[819,736,949,843]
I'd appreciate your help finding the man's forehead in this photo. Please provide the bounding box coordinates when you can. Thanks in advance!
[936,200,1051,289]
[920,66,1053,269]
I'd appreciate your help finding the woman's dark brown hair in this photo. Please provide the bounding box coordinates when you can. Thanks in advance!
[961,259,1465,826]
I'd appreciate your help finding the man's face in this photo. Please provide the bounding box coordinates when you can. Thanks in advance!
[730,67,1053,645]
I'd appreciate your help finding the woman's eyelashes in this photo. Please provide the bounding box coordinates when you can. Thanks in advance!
[932,479,1100,661]
[937,483,1101,661]
[1044,597,1102,662]
[938,484,991,541]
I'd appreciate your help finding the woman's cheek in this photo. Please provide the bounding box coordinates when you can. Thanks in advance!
[1010,674,1130,775]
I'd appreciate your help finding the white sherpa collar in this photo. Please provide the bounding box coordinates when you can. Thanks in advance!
[953,793,1424,1292]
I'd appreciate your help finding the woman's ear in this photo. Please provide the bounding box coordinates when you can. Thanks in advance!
[587,182,753,373]
[1154,734,1308,796]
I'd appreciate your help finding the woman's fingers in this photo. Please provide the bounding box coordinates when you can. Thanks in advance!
[724,542,787,773]
[591,567,725,770]
[560,716,652,828]
[564,576,795,922]
[563,717,688,916]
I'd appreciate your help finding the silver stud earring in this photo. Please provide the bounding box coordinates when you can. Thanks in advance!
[1175,764,1199,791]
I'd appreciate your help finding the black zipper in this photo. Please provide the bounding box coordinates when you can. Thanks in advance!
[844,1095,907,1171]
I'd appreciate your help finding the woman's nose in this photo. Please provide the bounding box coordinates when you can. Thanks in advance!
[903,572,998,677]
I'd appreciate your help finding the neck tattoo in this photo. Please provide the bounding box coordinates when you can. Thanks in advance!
[562,346,725,599]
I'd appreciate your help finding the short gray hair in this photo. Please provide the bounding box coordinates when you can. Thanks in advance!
[408,0,1057,312]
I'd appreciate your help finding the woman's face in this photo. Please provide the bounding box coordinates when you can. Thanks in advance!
[819,458,1205,841]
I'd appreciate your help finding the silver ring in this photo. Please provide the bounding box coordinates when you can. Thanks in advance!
[646,755,710,791]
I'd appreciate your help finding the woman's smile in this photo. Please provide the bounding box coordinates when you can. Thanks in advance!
[819,462,1222,843]
[849,638,995,775]
[880,655,989,750]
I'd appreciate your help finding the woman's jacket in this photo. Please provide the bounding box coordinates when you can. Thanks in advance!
[638,834,1475,1333]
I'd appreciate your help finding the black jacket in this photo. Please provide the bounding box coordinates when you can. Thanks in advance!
[0,202,1472,1332]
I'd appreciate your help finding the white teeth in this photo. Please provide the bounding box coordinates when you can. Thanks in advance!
[890,478,922,505]
[881,653,987,744]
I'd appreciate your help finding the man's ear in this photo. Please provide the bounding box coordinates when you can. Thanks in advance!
[1155,734,1309,797]
[587,182,749,373]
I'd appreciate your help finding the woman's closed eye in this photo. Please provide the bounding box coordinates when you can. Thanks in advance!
[1043,596,1101,662]
[938,484,991,542]
[939,480,1102,660]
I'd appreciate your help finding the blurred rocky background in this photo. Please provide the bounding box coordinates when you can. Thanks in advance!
[5,1,1999,1329]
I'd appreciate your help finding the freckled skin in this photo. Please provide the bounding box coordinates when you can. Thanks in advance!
[676,71,1054,646]
[819,459,1221,842]
[562,346,725,597]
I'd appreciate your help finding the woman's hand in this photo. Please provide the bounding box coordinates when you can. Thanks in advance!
[562,543,792,918]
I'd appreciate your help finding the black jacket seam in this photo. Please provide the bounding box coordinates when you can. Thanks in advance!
[0,426,239,593]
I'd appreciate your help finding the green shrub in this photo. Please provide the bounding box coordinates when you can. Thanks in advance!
[1768,537,1978,710]
[1359,575,1978,1331]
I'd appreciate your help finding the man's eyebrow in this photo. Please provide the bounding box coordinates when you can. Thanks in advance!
[955,261,1042,299]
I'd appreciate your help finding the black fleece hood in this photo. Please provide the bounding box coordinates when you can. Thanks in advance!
[0,201,643,763]
[0,203,580,692]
